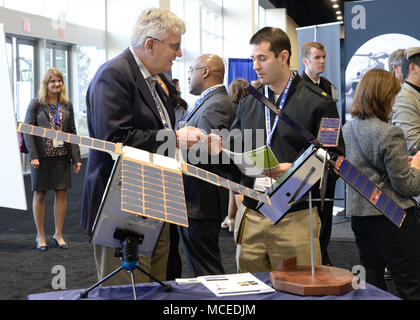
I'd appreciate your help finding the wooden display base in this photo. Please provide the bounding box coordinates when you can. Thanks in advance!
[270,257,355,296]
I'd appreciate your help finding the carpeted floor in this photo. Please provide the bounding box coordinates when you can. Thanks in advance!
[0,159,398,300]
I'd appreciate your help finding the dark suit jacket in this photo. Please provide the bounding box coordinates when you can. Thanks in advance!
[183,86,236,221]
[230,74,343,212]
[24,98,81,163]
[80,48,175,234]
[302,71,333,97]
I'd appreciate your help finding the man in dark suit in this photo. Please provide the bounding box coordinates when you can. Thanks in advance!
[81,8,205,285]
[230,27,343,273]
[301,41,339,266]
[178,54,236,276]
[301,41,337,99]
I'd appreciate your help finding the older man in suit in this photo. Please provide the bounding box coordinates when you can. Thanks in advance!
[178,54,236,276]
[81,8,204,286]
[392,47,420,155]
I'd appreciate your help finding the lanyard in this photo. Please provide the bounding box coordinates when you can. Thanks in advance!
[264,73,293,148]
[48,100,60,129]
[182,85,221,122]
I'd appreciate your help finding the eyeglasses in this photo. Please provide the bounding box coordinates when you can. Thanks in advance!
[147,36,181,52]
[188,66,207,75]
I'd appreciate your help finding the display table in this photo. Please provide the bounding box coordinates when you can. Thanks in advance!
[27,272,399,300]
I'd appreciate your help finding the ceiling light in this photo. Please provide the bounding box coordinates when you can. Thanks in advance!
[333,4,339,8]
[337,15,343,20]
[336,11,342,14]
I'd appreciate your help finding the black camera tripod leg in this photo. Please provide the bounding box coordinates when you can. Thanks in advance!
[80,266,124,298]
[136,265,172,292]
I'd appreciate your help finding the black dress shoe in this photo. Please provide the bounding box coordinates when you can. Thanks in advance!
[36,238,47,251]
[52,236,69,249]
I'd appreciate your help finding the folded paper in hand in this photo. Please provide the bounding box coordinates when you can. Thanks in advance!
[223,145,279,178]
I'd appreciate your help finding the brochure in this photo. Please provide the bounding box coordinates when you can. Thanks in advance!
[222,145,280,178]
[198,273,275,297]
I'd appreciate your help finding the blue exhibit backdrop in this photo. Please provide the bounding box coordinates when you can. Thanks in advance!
[344,0,420,118]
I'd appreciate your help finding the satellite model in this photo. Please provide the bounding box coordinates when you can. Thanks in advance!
[17,122,271,228]
[244,84,406,296]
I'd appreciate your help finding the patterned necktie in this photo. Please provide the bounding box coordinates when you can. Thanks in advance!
[147,76,172,129]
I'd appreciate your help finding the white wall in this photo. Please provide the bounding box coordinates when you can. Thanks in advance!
[0,7,105,47]
[105,0,158,60]
[223,0,255,59]
[286,14,298,70]
[262,8,298,70]
[265,8,286,30]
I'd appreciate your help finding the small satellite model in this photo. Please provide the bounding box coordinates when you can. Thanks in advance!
[17,122,271,299]
[245,83,406,296]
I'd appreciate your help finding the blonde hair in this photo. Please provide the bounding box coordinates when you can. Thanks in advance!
[38,68,69,105]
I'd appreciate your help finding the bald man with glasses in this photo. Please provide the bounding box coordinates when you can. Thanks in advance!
[177,54,236,277]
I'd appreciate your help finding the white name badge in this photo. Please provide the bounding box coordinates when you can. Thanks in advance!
[53,139,64,148]
[253,177,276,192]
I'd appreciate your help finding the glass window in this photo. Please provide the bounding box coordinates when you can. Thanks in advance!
[201,7,223,57]
[76,45,105,143]
[45,48,53,70]
[6,38,13,89]
[16,41,35,122]
[45,43,70,91]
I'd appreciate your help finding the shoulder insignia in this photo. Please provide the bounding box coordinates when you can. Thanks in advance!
[304,81,331,99]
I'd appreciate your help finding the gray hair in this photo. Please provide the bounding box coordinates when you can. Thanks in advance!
[388,48,406,70]
[130,8,186,48]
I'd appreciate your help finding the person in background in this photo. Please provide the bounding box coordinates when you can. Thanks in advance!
[156,73,188,280]
[158,74,188,129]
[178,53,236,277]
[343,68,420,300]
[221,77,249,231]
[24,68,82,251]
[301,41,337,98]
[388,49,406,84]
[391,47,420,155]
[172,78,181,93]
[228,77,248,106]
[229,27,341,273]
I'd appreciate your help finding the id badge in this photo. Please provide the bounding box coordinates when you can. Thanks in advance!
[53,139,64,148]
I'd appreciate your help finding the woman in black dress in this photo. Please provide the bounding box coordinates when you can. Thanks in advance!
[24,68,82,251]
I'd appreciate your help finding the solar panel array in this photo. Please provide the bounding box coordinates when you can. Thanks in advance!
[182,163,271,205]
[318,118,341,147]
[121,157,188,227]
[334,157,406,227]
[18,122,120,154]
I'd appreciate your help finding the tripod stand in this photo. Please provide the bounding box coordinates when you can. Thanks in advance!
[80,228,172,300]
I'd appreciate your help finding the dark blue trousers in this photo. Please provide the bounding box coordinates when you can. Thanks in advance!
[178,218,225,277]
